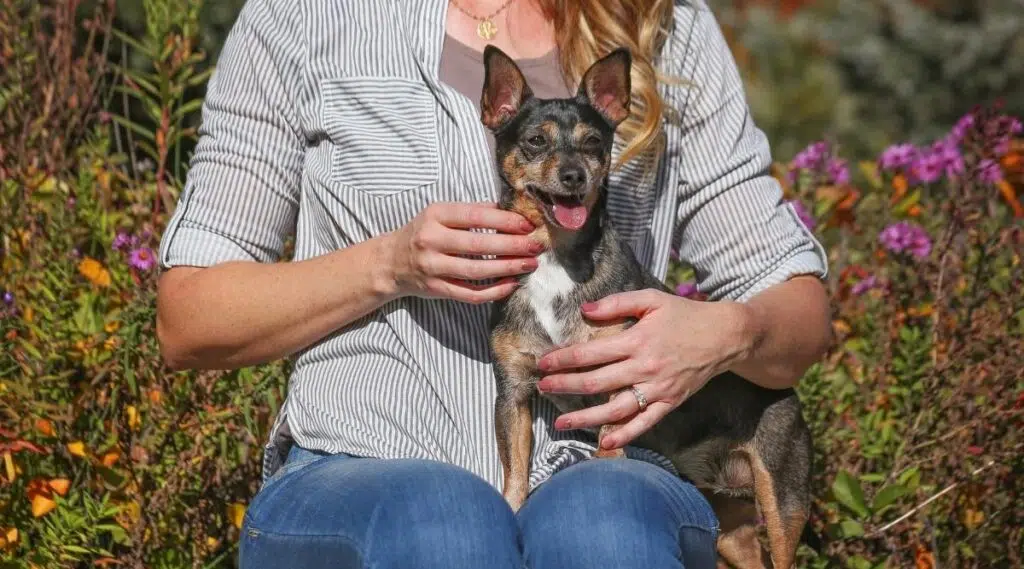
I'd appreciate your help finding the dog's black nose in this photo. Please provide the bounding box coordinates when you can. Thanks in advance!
[559,166,586,191]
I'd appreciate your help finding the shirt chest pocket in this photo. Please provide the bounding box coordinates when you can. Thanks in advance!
[320,77,441,196]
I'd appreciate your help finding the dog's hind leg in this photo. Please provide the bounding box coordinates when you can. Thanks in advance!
[748,448,808,569]
[707,493,770,569]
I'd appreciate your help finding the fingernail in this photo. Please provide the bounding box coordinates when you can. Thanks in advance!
[536,358,549,371]
[529,241,544,254]
[581,302,598,312]
[522,259,538,271]
[555,418,571,430]
[520,220,535,233]
[536,380,549,391]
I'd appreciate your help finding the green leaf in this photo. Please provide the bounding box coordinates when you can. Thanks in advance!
[110,114,156,142]
[839,519,865,538]
[832,470,870,518]
[171,98,204,122]
[872,483,908,513]
[846,555,872,569]
[858,160,883,190]
[111,28,152,56]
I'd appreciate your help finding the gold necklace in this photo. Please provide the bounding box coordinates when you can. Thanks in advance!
[449,0,517,41]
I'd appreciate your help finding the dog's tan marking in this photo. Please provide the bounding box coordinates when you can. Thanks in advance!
[491,330,537,512]
[707,493,771,569]
[746,445,806,569]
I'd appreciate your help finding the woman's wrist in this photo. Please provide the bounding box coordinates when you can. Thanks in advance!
[716,299,768,378]
[366,231,405,303]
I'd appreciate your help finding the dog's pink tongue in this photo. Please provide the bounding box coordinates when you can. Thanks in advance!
[553,202,588,230]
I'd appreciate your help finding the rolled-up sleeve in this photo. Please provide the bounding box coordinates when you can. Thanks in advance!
[159,0,305,269]
[666,1,827,302]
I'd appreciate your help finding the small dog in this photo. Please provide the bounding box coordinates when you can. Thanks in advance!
[482,45,813,569]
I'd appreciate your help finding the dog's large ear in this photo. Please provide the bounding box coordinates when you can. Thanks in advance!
[481,45,533,131]
[577,48,632,126]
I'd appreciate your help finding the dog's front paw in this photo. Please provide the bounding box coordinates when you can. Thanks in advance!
[594,447,626,459]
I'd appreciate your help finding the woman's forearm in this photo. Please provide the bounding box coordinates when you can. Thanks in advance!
[156,234,400,371]
[728,275,834,390]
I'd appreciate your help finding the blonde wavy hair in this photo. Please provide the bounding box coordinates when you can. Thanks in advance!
[539,0,677,172]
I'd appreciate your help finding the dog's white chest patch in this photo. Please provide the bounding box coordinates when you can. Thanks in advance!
[525,252,576,345]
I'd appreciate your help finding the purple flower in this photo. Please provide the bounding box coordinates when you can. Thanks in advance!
[2,291,13,306]
[978,159,1002,184]
[879,222,932,260]
[950,113,976,142]
[112,232,132,251]
[1009,117,1023,136]
[909,151,945,184]
[790,141,829,171]
[66,197,76,208]
[931,138,965,178]
[128,247,156,272]
[851,275,878,297]
[787,200,816,231]
[827,158,850,185]
[879,143,917,171]
[675,281,699,298]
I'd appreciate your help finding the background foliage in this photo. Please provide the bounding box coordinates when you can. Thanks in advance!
[1,1,1022,568]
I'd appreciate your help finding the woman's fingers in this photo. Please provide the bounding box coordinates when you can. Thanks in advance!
[429,202,535,234]
[434,226,544,257]
[550,385,643,431]
[429,277,518,304]
[429,252,538,281]
[597,400,674,450]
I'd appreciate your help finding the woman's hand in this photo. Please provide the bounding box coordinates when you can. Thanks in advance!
[383,202,544,304]
[534,289,757,450]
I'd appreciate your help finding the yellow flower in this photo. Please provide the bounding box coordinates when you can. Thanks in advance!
[66,441,87,458]
[104,320,121,334]
[30,495,57,518]
[0,527,18,552]
[78,257,111,287]
[104,337,118,351]
[126,406,141,431]
[227,502,247,529]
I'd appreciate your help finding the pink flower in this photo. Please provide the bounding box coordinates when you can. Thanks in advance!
[879,144,917,171]
[790,141,829,171]
[978,159,1002,184]
[129,247,156,271]
[827,158,850,185]
[879,222,932,260]
[112,232,132,251]
[675,281,699,298]
[788,200,816,231]
[851,275,878,296]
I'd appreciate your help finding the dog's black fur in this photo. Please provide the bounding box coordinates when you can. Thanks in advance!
[482,45,813,569]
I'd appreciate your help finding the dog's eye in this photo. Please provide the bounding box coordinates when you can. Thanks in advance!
[583,134,602,148]
[526,135,547,148]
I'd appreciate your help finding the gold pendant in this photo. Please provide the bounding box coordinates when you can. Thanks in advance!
[477,19,498,40]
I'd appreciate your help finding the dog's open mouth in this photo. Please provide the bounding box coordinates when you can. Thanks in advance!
[529,186,589,230]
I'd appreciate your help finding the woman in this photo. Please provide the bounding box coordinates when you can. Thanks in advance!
[156,0,832,567]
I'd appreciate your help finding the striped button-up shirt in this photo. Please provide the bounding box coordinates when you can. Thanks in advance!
[158,0,828,490]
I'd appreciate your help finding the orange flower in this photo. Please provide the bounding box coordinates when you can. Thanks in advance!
[34,419,54,437]
[78,257,111,287]
[997,180,1024,218]
[27,478,67,518]
[892,174,909,200]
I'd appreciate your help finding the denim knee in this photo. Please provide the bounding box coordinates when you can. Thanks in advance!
[242,453,521,569]
[518,458,719,569]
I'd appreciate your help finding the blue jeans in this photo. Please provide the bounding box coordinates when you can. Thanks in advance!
[240,445,719,568]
